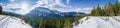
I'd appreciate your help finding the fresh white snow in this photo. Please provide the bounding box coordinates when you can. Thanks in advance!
[0,15,32,28]
[73,16,120,28]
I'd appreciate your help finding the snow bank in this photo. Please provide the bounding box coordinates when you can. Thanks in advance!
[73,16,120,28]
[0,15,32,28]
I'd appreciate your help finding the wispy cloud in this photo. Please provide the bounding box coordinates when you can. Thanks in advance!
[75,8,93,14]
[1,0,94,14]
[32,0,70,9]
[9,0,16,2]
[2,2,30,15]
[31,0,92,14]
[67,0,70,5]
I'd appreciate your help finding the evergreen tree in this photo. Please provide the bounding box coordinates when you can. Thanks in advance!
[90,7,96,16]
[103,4,109,16]
[108,2,115,16]
[0,6,2,14]
[114,0,119,15]
[90,4,102,16]
[39,19,43,28]
[64,18,72,28]
[101,10,106,16]
[97,4,102,16]
[56,20,61,28]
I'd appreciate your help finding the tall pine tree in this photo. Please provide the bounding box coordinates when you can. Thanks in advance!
[0,6,2,14]
[108,2,115,16]
[90,7,96,16]
[95,4,102,16]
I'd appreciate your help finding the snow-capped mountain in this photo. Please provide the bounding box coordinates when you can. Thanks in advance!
[25,7,64,18]
[73,16,120,28]
[0,15,32,28]
[25,7,86,18]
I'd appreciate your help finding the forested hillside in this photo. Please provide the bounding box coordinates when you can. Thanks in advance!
[91,0,120,16]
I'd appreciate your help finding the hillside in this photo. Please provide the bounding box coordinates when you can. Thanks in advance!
[73,16,120,28]
[0,15,32,28]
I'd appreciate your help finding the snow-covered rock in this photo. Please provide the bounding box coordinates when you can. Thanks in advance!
[73,16,120,28]
[0,15,32,28]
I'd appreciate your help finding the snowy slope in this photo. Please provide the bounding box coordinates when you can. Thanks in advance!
[0,15,32,28]
[73,16,120,28]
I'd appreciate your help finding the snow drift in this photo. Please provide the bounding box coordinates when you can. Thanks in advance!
[0,15,32,28]
[73,16,120,28]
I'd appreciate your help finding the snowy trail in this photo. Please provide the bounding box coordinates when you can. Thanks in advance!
[0,15,32,28]
[73,16,120,28]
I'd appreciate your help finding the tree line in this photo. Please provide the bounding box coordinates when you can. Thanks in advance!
[90,0,120,16]
[20,16,84,28]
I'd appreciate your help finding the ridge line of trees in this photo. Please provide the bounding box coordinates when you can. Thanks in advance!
[90,0,120,16]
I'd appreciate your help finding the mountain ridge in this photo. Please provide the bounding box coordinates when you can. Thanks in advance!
[25,7,86,18]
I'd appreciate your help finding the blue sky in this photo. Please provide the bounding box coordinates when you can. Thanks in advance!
[0,0,117,14]
[69,0,115,8]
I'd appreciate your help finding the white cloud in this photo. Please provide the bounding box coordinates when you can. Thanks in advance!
[75,8,93,14]
[32,0,92,14]
[82,8,93,11]
[3,3,20,13]
[31,0,73,14]
[52,7,92,14]
[32,0,68,9]
[9,0,16,2]
[2,0,92,15]
[1,0,33,15]
[5,4,20,8]
[3,3,30,15]
[67,0,70,5]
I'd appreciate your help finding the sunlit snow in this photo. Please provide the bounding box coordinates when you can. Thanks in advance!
[73,16,120,28]
[0,15,32,28]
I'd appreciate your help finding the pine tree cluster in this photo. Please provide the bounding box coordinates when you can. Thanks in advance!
[90,0,120,16]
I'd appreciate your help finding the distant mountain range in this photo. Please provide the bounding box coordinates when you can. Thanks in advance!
[25,7,87,18]
[3,7,87,18]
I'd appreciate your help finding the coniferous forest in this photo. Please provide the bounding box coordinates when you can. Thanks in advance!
[91,0,120,16]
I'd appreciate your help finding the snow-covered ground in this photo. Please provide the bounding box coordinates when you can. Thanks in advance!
[73,16,120,28]
[0,15,32,28]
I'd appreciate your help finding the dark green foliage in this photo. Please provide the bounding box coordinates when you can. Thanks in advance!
[90,7,96,16]
[0,6,2,14]
[18,16,84,28]
[63,17,72,28]
[101,10,106,16]
[95,5,102,16]
[90,5,102,16]
[90,0,120,16]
